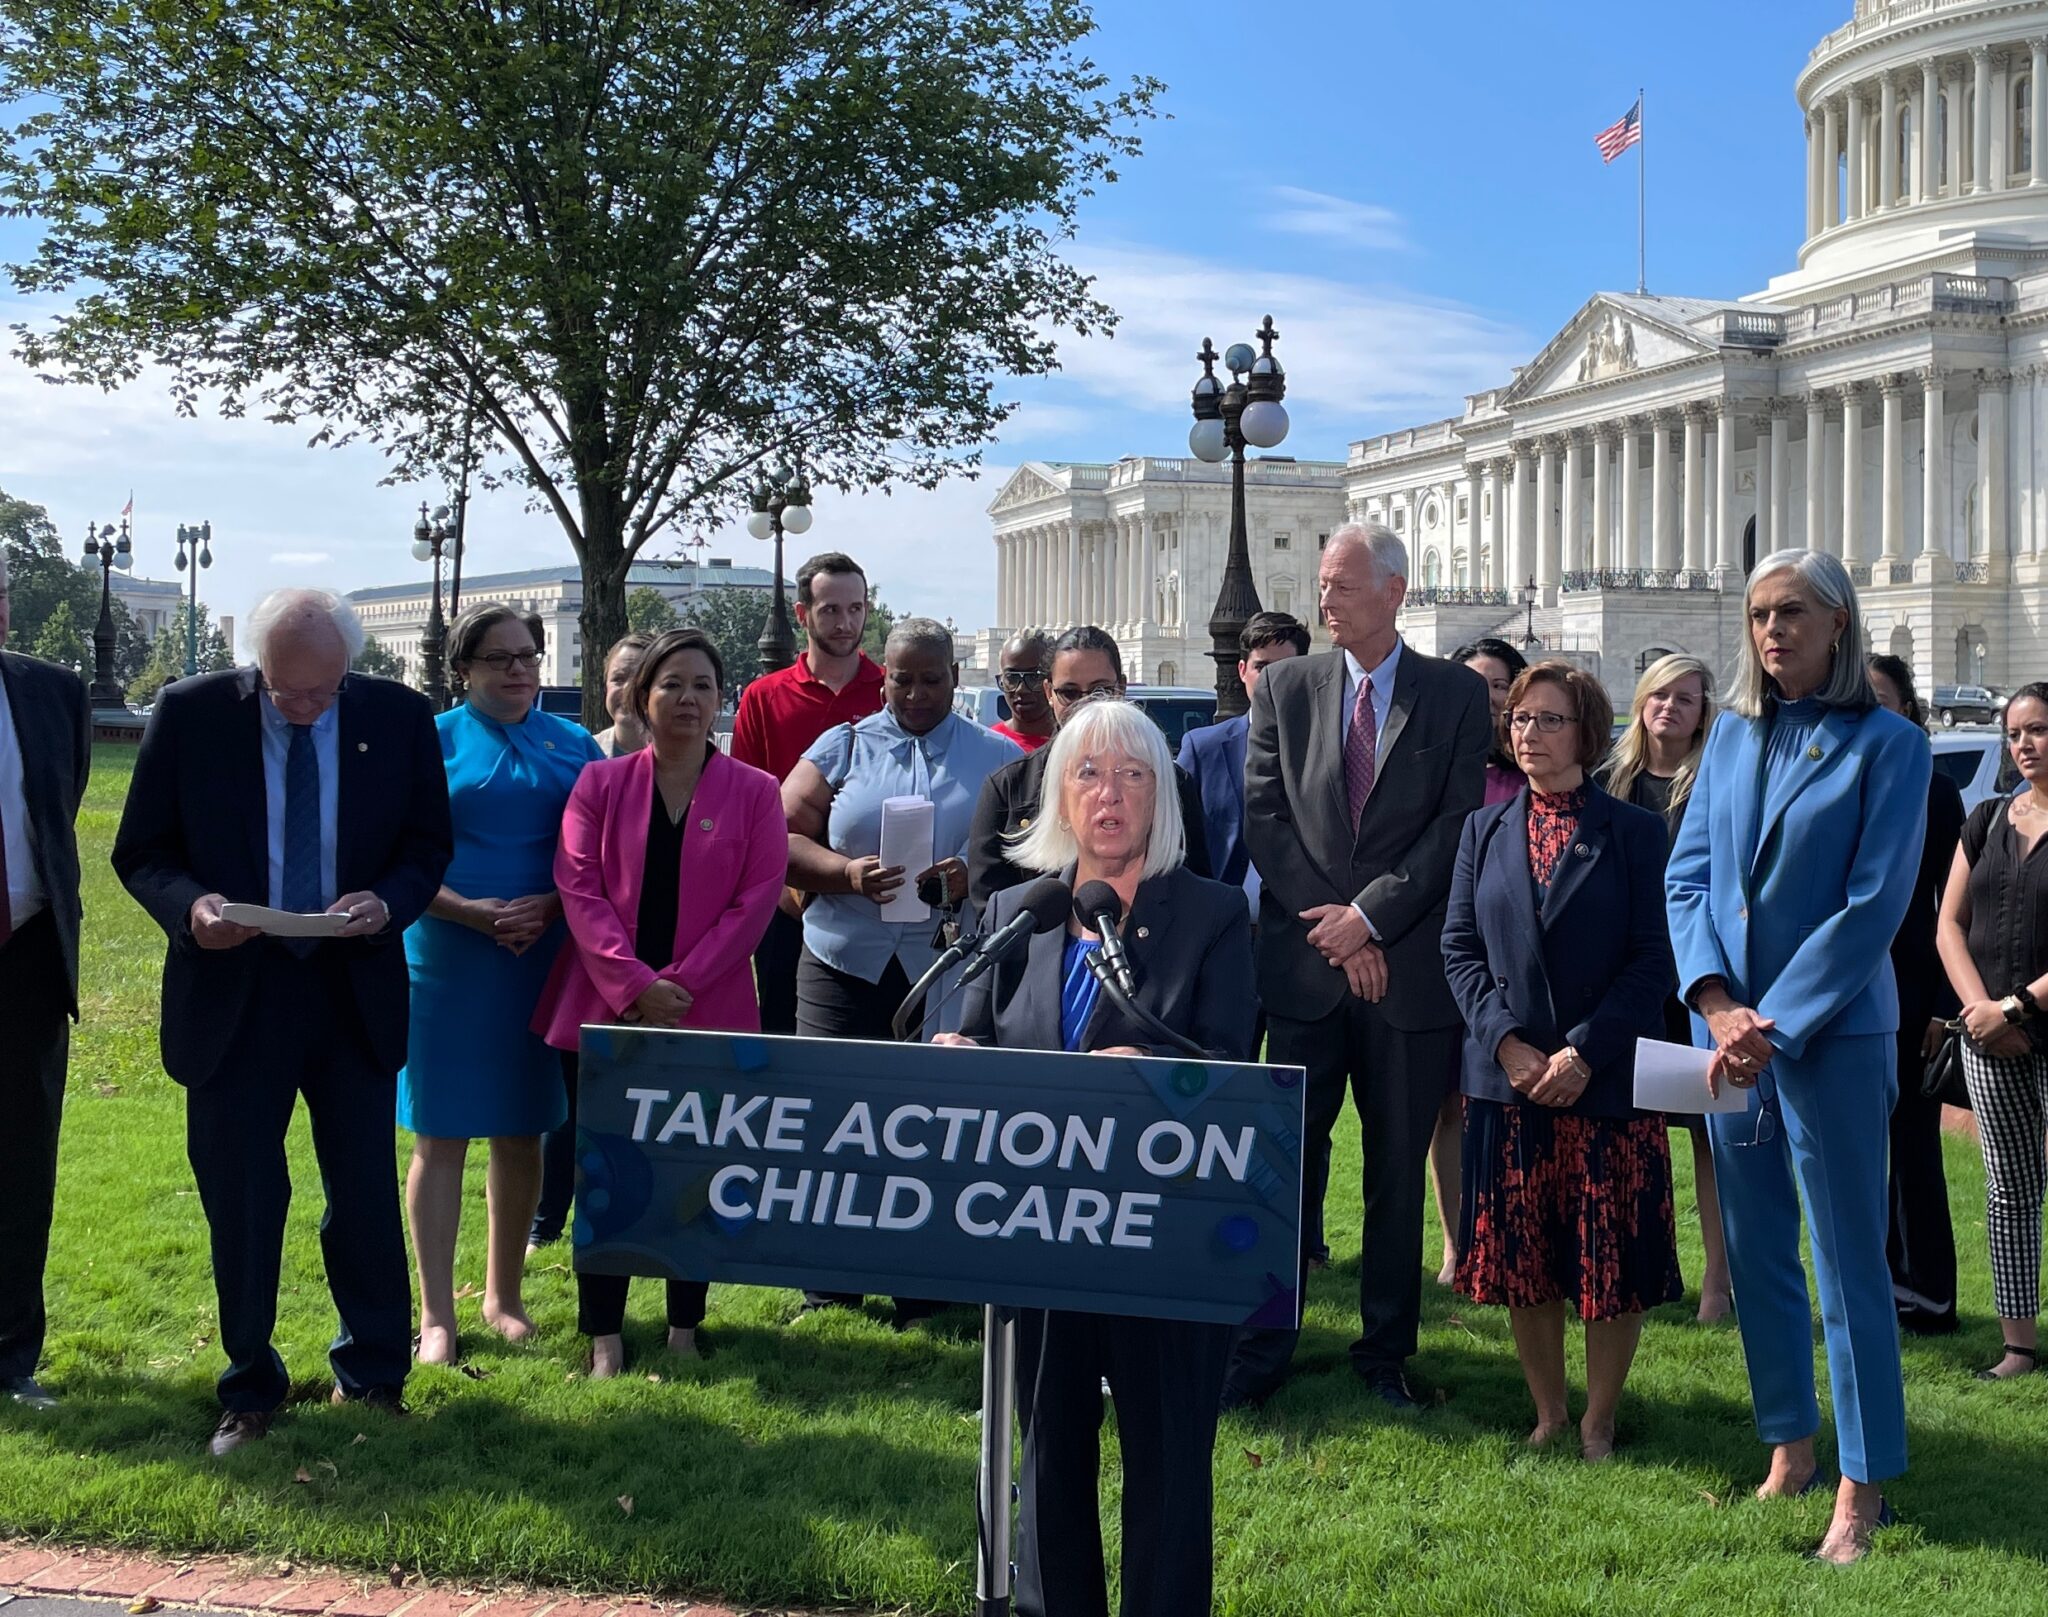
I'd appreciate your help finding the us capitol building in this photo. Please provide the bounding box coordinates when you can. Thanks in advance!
[980,0,2048,703]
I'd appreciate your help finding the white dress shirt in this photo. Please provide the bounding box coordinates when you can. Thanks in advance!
[1339,637,1403,936]
[0,670,45,929]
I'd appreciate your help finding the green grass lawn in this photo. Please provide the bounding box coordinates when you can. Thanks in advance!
[3,743,2045,1613]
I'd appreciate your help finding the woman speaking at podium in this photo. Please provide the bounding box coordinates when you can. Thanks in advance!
[934,697,1254,1617]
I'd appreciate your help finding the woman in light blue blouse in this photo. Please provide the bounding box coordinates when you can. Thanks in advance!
[782,616,1021,1317]
[1666,550,1926,1564]
[399,603,602,1365]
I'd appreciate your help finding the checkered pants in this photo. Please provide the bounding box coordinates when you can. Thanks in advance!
[1960,1039,2048,1320]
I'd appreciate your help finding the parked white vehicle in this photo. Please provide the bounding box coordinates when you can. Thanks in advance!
[1930,729,2019,814]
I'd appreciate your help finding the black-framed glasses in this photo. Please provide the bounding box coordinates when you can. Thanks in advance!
[1052,681,1120,706]
[260,673,349,705]
[1507,710,1577,734]
[474,650,543,672]
[998,668,1047,689]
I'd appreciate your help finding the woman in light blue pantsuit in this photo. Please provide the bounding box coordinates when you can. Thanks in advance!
[1666,549,1927,1565]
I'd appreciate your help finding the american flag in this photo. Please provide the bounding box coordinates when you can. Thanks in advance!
[1596,98,1642,163]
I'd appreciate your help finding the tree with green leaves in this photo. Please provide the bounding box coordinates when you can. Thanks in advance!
[626,587,680,637]
[129,602,233,705]
[0,1,1157,724]
[858,596,898,661]
[353,635,406,679]
[110,597,152,684]
[681,587,774,700]
[30,597,86,674]
[0,488,97,654]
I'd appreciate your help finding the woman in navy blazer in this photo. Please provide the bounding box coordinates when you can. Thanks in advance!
[1666,550,1927,1565]
[1442,661,1679,1461]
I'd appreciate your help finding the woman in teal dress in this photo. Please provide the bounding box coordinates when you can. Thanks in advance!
[399,602,602,1364]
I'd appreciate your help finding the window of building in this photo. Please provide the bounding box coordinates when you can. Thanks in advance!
[1421,549,1441,589]
[1963,87,1976,186]
[1897,106,1914,201]
[1393,507,1406,532]
[1272,582,1294,616]
[2017,75,2034,178]
[1455,496,1468,524]
[1272,531,1291,551]
[1422,496,1440,529]
[1317,531,1329,550]
[1938,93,1951,193]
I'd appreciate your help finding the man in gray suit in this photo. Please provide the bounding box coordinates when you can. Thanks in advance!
[1225,523,1489,1408]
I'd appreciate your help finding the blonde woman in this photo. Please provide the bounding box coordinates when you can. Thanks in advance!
[1599,654,1730,1324]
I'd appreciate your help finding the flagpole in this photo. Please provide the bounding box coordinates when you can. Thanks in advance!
[1637,88,1647,296]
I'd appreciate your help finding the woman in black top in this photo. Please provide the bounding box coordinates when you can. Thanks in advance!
[1598,653,1729,1322]
[1937,681,2048,1381]
[1867,655,1966,1335]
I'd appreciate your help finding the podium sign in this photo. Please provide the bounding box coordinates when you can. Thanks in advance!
[573,1027,1306,1328]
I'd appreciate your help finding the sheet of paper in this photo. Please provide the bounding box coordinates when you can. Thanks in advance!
[877,795,936,923]
[219,901,351,938]
[1633,1037,1748,1114]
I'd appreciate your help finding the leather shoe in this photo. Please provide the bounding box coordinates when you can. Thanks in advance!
[3,1375,57,1409]
[208,1409,275,1457]
[331,1384,407,1415]
[1357,1365,1421,1409]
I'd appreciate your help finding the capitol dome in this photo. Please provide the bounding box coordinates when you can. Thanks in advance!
[1763,0,2048,298]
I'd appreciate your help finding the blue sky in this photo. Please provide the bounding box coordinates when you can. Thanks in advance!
[0,0,1839,639]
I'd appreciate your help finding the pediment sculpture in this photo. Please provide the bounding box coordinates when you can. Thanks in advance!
[1575,313,1639,384]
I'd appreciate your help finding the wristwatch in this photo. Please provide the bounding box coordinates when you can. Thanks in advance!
[2002,995,2028,1025]
[2018,985,2041,1017]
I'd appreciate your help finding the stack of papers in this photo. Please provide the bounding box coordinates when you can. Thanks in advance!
[1633,1038,1748,1113]
[877,796,936,923]
[219,902,351,938]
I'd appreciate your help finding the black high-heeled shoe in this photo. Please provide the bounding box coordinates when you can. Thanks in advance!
[1976,1342,2041,1381]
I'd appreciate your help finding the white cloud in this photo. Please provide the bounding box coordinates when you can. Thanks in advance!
[1260,186,1408,252]
[268,549,333,566]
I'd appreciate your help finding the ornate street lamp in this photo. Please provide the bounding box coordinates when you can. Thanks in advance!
[1521,573,1541,649]
[80,517,133,706]
[412,502,458,710]
[173,520,214,677]
[1189,316,1289,718]
[744,458,812,677]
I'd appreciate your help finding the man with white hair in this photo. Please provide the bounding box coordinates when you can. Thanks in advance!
[0,545,91,1409]
[1225,524,1490,1410]
[113,587,451,1455]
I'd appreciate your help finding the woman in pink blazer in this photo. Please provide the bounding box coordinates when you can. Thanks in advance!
[532,628,786,1375]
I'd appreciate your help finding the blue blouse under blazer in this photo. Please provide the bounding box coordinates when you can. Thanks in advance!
[1441,782,1675,1116]
[1665,700,1929,1059]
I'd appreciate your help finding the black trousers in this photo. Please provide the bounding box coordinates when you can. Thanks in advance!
[1014,1308,1231,1617]
[576,1273,708,1336]
[184,945,412,1412]
[1888,1021,1958,1330]
[1226,1000,1457,1399]
[0,915,70,1381]
[755,905,804,1036]
[794,946,938,1319]
[530,1052,579,1247]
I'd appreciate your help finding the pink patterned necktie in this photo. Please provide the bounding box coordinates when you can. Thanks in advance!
[1345,673,1378,832]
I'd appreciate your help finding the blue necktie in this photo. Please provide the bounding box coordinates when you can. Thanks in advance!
[283,722,322,919]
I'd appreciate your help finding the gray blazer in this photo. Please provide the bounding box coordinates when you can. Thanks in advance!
[956,864,1255,1062]
[1245,645,1489,1030]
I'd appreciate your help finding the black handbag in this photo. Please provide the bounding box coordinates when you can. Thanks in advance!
[1922,1019,1971,1109]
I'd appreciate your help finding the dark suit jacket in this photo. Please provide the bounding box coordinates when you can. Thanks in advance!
[1176,713,1250,888]
[1439,783,1675,1116]
[967,744,1212,915]
[111,669,453,1087]
[0,651,91,1015]
[1245,644,1489,1029]
[957,863,1255,1062]
[1892,768,1966,1031]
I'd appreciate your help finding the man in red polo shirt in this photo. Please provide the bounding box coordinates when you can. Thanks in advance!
[731,550,883,1033]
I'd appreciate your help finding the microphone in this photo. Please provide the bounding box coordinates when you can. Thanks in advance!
[956,878,1072,987]
[1073,879,1137,998]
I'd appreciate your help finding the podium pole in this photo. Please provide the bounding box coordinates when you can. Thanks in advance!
[975,1303,1018,1617]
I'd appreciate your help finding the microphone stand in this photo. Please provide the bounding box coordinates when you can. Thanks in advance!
[1081,950,1210,1059]
[891,928,980,1042]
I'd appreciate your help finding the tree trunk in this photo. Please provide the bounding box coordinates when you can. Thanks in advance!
[576,499,632,733]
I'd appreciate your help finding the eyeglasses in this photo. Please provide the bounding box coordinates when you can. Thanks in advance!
[998,669,1047,689]
[1052,681,1121,706]
[1507,710,1578,734]
[260,674,349,706]
[473,650,542,672]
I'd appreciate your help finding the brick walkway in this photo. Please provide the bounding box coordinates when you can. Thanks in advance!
[0,1544,841,1617]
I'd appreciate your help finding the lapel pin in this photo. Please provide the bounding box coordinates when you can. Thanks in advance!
[699,818,714,831]
[1573,843,1589,857]
[544,739,556,750]
[356,742,368,752]
[1018,816,1033,830]
[1136,926,1150,939]
[1807,744,1823,760]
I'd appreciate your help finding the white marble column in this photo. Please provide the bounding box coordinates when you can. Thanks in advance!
[1561,434,1584,575]
[1002,534,1016,626]
[1715,398,1739,574]
[1065,518,1082,625]
[1982,367,2010,561]
[2033,39,2047,185]
[1651,418,1676,572]
[1770,404,1794,546]
[1755,409,1775,555]
[1111,522,1128,625]
[1823,98,1841,225]
[1481,463,1502,588]
[1806,114,1824,238]
[1806,393,1828,552]
[1922,368,1946,557]
[1839,385,1865,564]
[1618,421,1641,570]
[1908,75,1927,201]
[1506,449,1527,588]
[1141,516,1158,627]
[1880,74,1900,208]
[1881,376,1906,561]
[1530,441,1555,588]
[1682,404,1707,570]
[1973,47,1993,194]
[1590,431,1612,571]
[1993,53,2010,190]
[1923,60,1942,197]
[1847,89,1867,220]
